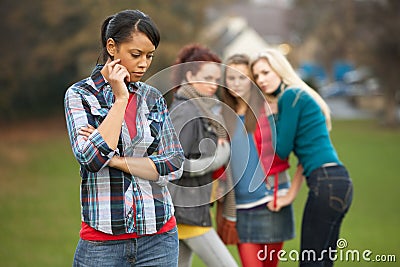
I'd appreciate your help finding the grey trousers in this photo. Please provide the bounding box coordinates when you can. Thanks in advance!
[178,228,238,267]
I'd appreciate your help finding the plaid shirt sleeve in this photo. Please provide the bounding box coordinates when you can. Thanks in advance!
[64,84,116,172]
[148,96,184,186]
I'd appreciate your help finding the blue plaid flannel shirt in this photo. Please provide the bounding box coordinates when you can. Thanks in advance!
[64,65,184,235]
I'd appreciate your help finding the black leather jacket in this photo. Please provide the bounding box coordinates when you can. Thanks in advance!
[168,94,218,227]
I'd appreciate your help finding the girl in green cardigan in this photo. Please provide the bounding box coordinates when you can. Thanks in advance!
[251,49,353,267]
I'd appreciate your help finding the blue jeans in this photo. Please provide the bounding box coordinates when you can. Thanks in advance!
[73,227,178,267]
[300,165,353,267]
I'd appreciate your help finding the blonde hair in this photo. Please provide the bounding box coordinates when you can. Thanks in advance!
[251,49,332,130]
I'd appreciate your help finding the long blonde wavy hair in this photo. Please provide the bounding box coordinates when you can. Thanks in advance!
[251,49,332,130]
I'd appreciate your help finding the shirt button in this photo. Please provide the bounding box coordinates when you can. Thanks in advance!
[128,213,133,218]
[137,214,141,218]
[133,187,137,191]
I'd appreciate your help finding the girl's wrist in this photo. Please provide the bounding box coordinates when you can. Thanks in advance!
[108,156,120,168]
[284,192,295,203]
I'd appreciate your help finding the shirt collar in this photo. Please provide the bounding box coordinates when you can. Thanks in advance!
[127,82,139,94]
[90,65,107,92]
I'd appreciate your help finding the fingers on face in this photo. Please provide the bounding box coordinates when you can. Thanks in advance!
[112,64,129,78]
[107,58,121,67]
[105,60,130,81]
[107,61,124,76]
[115,66,127,75]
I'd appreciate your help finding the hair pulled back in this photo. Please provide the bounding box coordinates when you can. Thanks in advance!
[100,9,160,63]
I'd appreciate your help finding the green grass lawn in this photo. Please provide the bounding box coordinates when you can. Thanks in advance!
[0,119,399,266]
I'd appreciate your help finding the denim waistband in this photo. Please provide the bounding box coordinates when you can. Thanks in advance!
[308,164,349,180]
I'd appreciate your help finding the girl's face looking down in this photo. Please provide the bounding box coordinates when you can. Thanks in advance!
[225,63,252,101]
[107,31,155,83]
[186,62,221,97]
[252,58,282,95]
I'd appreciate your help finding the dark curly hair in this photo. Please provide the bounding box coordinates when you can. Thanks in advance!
[172,43,221,88]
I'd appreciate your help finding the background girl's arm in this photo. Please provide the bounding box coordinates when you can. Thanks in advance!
[184,139,230,176]
[267,164,304,212]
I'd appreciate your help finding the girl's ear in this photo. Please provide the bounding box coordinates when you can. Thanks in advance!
[106,38,116,58]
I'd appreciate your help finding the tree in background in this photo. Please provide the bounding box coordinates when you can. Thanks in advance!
[293,0,400,126]
[0,0,220,122]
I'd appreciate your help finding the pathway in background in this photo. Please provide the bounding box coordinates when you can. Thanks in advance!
[325,97,376,120]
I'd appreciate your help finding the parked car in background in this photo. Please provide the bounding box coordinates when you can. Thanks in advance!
[319,67,380,98]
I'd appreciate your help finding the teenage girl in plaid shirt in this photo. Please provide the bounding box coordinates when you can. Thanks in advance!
[65,10,184,267]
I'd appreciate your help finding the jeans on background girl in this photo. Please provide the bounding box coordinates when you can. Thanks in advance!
[300,165,353,267]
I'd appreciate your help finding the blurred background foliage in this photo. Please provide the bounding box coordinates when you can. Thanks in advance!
[0,0,235,121]
[0,0,399,125]
[292,0,400,126]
